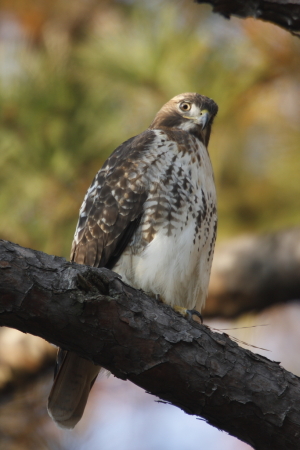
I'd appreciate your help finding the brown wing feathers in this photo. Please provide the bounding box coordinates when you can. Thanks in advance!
[48,133,151,429]
[70,133,153,269]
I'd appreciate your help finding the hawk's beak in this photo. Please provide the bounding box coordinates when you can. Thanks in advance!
[197,110,210,130]
[183,109,210,129]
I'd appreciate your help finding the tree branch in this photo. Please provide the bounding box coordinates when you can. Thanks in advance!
[0,239,299,449]
[196,0,300,36]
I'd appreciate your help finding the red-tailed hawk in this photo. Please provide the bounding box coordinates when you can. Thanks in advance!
[48,92,218,429]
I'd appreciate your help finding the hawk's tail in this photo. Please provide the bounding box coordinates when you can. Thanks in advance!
[47,351,100,429]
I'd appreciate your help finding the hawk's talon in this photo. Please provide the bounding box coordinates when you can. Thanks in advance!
[173,305,203,323]
[186,309,203,324]
[155,294,163,302]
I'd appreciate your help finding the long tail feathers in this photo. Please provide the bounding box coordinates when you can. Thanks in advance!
[48,352,100,429]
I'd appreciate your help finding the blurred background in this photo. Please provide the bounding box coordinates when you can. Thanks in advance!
[0,0,299,449]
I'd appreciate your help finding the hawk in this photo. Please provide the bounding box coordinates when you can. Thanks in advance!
[48,92,218,429]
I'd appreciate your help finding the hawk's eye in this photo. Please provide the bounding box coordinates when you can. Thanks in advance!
[179,102,191,112]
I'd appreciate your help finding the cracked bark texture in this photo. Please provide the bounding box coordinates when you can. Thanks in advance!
[0,240,300,449]
[196,0,300,36]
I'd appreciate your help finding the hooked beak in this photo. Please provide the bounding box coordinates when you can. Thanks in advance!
[183,109,210,130]
[196,109,210,130]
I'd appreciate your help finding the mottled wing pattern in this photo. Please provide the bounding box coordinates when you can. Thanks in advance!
[70,131,155,269]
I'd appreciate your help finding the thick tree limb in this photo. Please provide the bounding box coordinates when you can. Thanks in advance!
[205,228,300,318]
[196,0,300,36]
[0,240,300,449]
[2,228,299,396]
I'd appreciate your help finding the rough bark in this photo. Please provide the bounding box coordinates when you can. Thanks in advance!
[196,0,300,36]
[0,239,300,449]
[205,228,300,318]
[2,228,299,395]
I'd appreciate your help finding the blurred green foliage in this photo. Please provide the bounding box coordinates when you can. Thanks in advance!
[0,0,300,258]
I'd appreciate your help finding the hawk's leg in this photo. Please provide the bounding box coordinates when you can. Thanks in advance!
[155,295,203,323]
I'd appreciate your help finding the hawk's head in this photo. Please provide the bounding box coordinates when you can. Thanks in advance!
[150,93,218,147]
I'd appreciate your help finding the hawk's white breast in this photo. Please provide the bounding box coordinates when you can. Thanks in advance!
[113,129,217,311]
